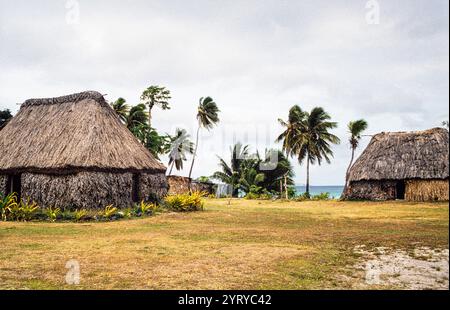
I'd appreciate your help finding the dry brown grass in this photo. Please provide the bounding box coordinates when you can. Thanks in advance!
[0,199,448,290]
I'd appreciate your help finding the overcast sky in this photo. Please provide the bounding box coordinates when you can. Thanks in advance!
[0,0,448,185]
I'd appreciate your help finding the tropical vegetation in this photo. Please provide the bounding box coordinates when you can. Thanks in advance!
[0,191,204,222]
[167,128,194,175]
[212,143,295,198]
[277,106,340,197]
[343,119,368,193]
[0,109,13,130]
[188,97,220,189]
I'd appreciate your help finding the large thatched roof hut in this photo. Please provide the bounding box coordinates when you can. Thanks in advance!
[344,128,449,201]
[0,91,168,209]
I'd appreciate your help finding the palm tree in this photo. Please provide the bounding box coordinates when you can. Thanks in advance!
[188,97,220,190]
[111,98,129,123]
[0,109,13,130]
[140,85,171,128]
[212,143,249,197]
[276,105,306,157]
[343,119,368,191]
[259,149,295,194]
[126,104,148,130]
[277,106,340,197]
[167,128,194,176]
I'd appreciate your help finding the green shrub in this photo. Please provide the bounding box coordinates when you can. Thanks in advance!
[20,199,39,221]
[0,192,18,221]
[97,205,118,221]
[164,192,205,212]
[312,192,331,201]
[74,209,88,222]
[46,207,61,222]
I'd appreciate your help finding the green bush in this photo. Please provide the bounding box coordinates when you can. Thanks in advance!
[164,192,205,212]
[0,192,18,221]
[311,192,331,201]
[46,207,61,222]
[0,192,164,222]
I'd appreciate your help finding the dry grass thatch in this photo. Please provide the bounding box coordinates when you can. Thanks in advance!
[0,91,166,174]
[405,179,449,202]
[348,128,449,182]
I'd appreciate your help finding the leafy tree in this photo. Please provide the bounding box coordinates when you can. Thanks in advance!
[188,97,220,189]
[258,149,295,193]
[442,120,449,129]
[277,106,340,197]
[212,143,249,197]
[343,120,368,192]
[126,104,148,130]
[196,176,212,183]
[140,86,171,128]
[239,159,265,195]
[111,98,130,123]
[212,144,295,197]
[167,128,194,175]
[0,109,13,130]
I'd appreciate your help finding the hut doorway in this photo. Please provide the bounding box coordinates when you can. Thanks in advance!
[396,181,405,200]
[132,174,140,203]
[6,174,21,200]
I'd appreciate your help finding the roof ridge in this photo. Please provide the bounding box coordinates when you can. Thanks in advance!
[22,91,106,108]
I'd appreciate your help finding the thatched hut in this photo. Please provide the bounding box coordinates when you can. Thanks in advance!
[344,128,449,201]
[0,91,168,209]
[167,176,215,195]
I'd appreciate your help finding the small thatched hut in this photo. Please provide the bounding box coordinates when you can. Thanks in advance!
[0,91,168,209]
[344,128,449,201]
[167,176,215,195]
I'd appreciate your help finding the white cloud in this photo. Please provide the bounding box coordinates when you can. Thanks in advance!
[0,0,448,185]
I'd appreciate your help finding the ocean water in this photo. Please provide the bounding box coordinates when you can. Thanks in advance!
[295,185,344,199]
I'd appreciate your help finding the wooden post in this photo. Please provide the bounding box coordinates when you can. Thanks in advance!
[284,175,288,200]
[280,180,283,199]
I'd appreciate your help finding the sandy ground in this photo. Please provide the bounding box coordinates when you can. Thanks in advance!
[344,246,449,290]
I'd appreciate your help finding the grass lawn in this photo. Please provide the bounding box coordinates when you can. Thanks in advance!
[0,199,448,290]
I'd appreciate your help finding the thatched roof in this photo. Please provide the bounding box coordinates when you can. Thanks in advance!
[0,91,166,174]
[348,128,449,182]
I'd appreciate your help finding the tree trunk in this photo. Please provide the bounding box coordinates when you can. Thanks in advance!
[148,103,154,128]
[188,125,201,192]
[342,147,356,198]
[306,155,310,197]
[280,180,283,198]
[284,175,288,199]
[168,161,175,176]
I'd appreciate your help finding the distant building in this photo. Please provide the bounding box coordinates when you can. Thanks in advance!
[344,128,449,201]
[0,91,168,209]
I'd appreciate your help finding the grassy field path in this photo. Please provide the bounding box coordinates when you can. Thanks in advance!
[0,199,448,289]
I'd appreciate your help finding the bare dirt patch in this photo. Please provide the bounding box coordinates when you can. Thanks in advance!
[344,246,449,290]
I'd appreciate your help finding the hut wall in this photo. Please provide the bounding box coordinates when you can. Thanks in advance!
[405,179,449,201]
[167,176,215,195]
[20,171,135,209]
[346,180,397,200]
[0,175,7,195]
[138,173,168,202]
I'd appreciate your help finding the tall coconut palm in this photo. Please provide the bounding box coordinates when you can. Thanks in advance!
[167,128,194,176]
[277,106,340,197]
[343,119,368,191]
[140,85,171,128]
[212,143,249,197]
[111,98,129,123]
[276,105,306,157]
[126,104,148,130]
[188,97,220,190]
